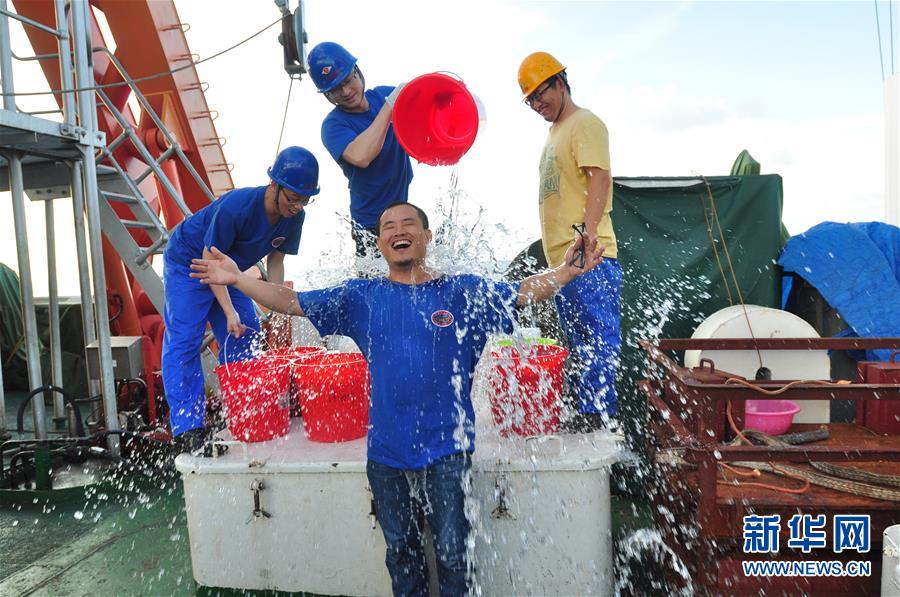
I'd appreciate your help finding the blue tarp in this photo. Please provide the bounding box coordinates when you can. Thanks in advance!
[779,221,900,362]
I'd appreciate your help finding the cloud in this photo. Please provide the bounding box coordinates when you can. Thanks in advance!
[574,1,695,81]
[0,0,888,295]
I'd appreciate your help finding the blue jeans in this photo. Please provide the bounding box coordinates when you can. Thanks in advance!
[367,453,472,597]
[554,258,622,415]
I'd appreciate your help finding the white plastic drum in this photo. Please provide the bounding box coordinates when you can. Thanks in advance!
[884,524,900,597]
[683,305,830,423]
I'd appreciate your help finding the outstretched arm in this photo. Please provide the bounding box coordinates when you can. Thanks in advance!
[191,247,305,317]
[516,242,605,307]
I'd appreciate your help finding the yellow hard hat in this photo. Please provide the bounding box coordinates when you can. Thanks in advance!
[517,52,566,98]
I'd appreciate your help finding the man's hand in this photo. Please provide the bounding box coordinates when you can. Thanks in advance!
[562,241,605,280]
[226,310,247,338]
[194,246,306,318]
[385,82,406,109]
[191,246,240,286]
[516,242,605,307]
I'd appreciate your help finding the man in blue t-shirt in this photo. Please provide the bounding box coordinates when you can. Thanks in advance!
[308,41,413,258]
[162,146,320,452]
[189,202,604,595]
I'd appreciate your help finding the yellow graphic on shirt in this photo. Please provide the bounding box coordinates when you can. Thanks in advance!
[539,148,559,205]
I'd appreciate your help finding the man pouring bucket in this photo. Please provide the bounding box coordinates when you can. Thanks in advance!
[308,42,482,264]
[308,42,412,261]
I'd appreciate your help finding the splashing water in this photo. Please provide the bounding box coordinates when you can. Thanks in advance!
[615,528,694,596]
[0,170,715,595]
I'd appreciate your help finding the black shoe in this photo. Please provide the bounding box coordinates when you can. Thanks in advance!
[173,427,227,457]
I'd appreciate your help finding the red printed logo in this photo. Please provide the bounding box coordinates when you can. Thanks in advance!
[271,236,285,248]
[322,66,332,75]
[431,310,454,328]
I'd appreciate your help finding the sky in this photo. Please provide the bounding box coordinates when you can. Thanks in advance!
[0,0,898,296]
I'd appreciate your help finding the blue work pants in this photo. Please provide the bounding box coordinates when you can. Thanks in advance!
[554,258,622,415]
[161,258,258,436]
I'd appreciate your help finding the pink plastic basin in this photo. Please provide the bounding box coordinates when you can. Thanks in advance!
[743,399,801,435]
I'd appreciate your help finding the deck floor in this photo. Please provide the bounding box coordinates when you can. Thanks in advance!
[1,479,653,596]
[2,392,658,596]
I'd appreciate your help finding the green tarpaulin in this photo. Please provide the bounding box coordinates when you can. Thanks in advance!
[613,174,784,444]
[730,149,761,176]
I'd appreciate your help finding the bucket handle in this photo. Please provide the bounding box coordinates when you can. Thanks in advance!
[433,70,464,82]
[221,324,261,377]
[525,434,562,451]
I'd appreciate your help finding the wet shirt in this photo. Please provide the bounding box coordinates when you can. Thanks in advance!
[298,275,518,469]
[321,86,413,229]
[165,185,304,270]
[539,108,618,267]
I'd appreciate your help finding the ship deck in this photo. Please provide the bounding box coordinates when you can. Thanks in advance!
[1,390,656,596]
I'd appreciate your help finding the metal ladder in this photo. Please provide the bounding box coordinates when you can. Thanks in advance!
[90,52,276,394]
[90,48,216,316]
[88,51,236,394]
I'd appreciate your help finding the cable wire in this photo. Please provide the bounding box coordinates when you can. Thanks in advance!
[890,0,895,75]
[876,0,886,80]
[1,16,281,97]
[275,75,296,160]
[698,190,734,305]
[698,175,764,372]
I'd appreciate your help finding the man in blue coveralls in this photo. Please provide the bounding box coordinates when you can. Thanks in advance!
[189,202,604,596]
[307,41,413,258]
[162,146,320,452]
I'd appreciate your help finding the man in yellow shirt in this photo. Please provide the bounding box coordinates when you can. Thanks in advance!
[518,51,623,428]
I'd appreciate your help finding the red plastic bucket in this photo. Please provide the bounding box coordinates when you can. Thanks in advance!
[489,344,568,437]
[392,72,479,166]
[215,357,291,442]
[292,352,370,442]
[265,346,327,415]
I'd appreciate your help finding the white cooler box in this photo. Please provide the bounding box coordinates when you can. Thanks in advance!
[175,420,620,596]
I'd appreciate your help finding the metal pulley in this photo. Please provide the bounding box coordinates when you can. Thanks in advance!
[275,0,308,78]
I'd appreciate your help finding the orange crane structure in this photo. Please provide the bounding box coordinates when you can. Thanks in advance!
[8,0,232,444]
[0,0,305,451]
[14,0,232,312]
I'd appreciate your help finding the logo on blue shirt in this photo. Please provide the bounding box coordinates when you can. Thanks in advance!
[431,310,454,327]
[271,236,285,248]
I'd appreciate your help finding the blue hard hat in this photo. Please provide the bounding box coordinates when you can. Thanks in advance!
[307,41,358,93]
[268,146,320,196]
